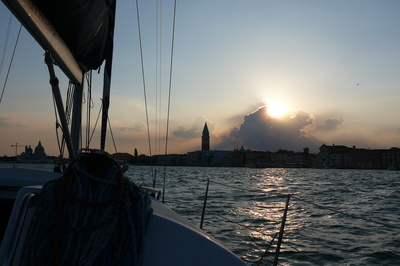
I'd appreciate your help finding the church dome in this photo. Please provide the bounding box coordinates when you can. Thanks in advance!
[34,141,46,156]
[25,145,33,155]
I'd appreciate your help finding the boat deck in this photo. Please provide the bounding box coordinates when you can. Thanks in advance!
[0,168,246,265]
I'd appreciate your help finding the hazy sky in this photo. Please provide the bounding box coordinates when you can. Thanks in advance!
[1,1,400,157]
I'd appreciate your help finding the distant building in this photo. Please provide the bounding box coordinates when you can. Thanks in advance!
[244,150,272,168]
[381,147,400,170]
[112,152,134,162]
[294,148,313,168]
[34,141,46,157]
[202,122,210,151]
[23,145,33,157]
[316,144,387,169]
[157,154,187,166]
[271,149,295,166]
[187,150,212,166]
[187,122,211,166]
[19,141,48,162]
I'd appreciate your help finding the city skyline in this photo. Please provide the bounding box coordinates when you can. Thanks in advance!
[1,1,400,157]
[5,132,399,159]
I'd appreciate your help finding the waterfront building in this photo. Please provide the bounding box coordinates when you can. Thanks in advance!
[381,147,400,169]
[316,144,394,169]
[244,150,272,168]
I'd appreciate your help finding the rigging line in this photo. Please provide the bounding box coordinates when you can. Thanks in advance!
[200,178,290,200]
[52,92,66,158]
[294,230,341,246]
[65,82,75,124]
[256,232,278,266]
[208,180,250,191]
[85,71,93,148]
[0,23,22,105]
[154,4,158,155]
[209,206,282,226]
[155,0,159,155]
[52,94,63,154]
[157,0,163,155]
[282,240,324,266]
[108,117,118,154]
[0,13,13,78]
[291,195,400,229]
[85,72,90,147]
[208,180,288,199]
[161,0,176,202]
[211,212,278,240]
[87,101,103,148]
[163,0,177,157]
[135,0,153,160]
[158,1,162,154]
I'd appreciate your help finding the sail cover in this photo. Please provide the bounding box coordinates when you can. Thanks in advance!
[31,0,115,71]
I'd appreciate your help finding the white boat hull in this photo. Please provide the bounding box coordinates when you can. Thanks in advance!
[0,168,245,265]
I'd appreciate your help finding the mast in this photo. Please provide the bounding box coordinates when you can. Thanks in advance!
[71,83,84,153]
[44,52,75,159]
[100,0,116,151]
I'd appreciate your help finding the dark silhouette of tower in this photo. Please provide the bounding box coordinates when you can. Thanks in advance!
[202,122,210,151]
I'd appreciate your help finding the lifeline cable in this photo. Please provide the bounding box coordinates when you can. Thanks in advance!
[0,13,13,79]
[0,24,22,105]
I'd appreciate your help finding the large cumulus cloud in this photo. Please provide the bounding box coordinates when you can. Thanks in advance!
[215,106,318,152]
[312,118,345,132]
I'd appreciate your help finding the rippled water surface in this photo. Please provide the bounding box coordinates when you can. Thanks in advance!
[128,166,400,265]
[5,164,400,265]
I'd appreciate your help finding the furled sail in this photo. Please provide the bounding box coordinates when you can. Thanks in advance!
[31,0,115,71]
[2,0,115,83]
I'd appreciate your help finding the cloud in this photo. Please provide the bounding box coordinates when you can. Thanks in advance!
[214,106,318,152]
[132,122,145,132]
[0,116,28,128]
[117,122,145,132]
[0,117,10,127]
[313,118,345,132]
[173,117,214,139]
[173,126,200,138]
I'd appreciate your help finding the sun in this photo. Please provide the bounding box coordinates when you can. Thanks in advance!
[266,101,286,118]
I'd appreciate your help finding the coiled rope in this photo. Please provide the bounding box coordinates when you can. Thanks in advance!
[21,151,153,266]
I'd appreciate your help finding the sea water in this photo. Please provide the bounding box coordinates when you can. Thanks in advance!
[128,166,400,265]
[5,164,400,265]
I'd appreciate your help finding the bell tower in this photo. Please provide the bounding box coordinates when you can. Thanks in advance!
[201,122,210,151]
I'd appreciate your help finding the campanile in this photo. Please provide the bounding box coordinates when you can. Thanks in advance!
[201,122,210,151]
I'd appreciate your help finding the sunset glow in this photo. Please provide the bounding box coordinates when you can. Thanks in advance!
[266,101,286,118]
